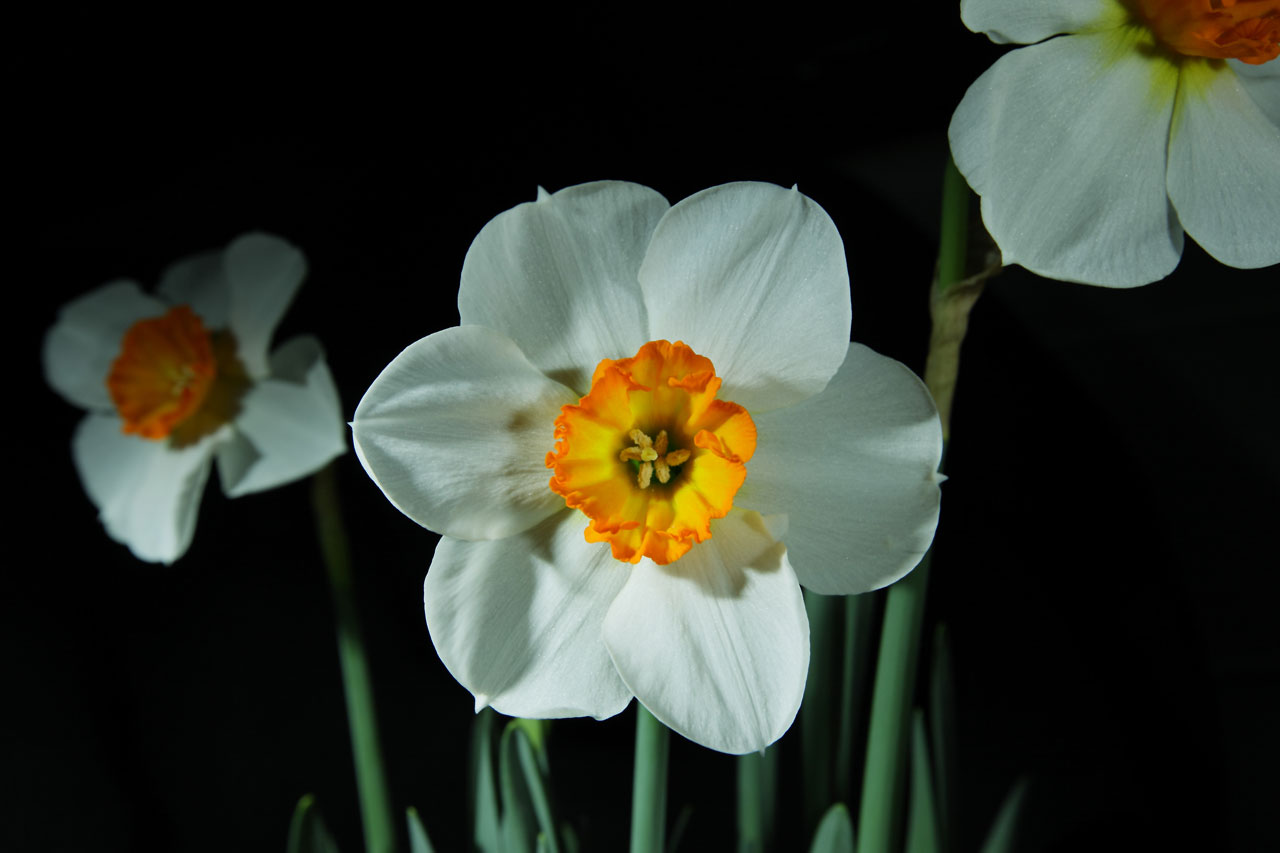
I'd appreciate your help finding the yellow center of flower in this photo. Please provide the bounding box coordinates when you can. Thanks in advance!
[108,305,218,439]
[1132,0,1280,63]
[545,340,757,565]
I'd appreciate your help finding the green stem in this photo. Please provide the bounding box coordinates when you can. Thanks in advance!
[935,157,970,300]
[312,462,397,853]
[630,705,670,853]
[834,592,877,806]
[925,157,984,443]
[855,154,975,853]
[736,746,778,853]
[801,589,842,834]
[855,552,932,853]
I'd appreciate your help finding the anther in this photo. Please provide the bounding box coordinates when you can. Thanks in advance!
[620,428,691,489]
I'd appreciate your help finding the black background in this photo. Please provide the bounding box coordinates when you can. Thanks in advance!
[10,11,1279,852]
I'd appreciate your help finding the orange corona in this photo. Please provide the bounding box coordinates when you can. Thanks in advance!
[545,340,756,565]
[107,305,217,439]
[1132,0,1280,63]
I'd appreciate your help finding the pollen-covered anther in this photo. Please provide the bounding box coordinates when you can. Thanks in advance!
[620,428,690,488]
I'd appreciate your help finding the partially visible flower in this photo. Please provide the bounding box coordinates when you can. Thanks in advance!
[43,232,347,563]
[352,181,943,754]
[949,0,1280,286]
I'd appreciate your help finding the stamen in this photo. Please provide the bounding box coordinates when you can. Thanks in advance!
[627,429,659,461]
[619,427,693,489]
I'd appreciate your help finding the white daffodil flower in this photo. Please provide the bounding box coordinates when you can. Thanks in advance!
[949,0,1280,287]
[44,232,347,564]
[352,182,943,754]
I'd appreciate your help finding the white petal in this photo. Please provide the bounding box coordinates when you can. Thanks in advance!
[217,336,347,498]
[424,510,634,720]
[458,181,668,394]
[156,249,230,329]
[43,281,166,411]
[352,325,577,540]
[72,413,224,564]
[603,510,808,754]
[268,333,345,391]
[639,182,851,412]
[949,27,1183,287]
[1229,58,1280,124]
[960,0,1127,44]
[740,344,943,595]
[224,232,307,379]
[1167,61,1280,270]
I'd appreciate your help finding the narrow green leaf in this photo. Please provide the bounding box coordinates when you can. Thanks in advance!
[406,807,435,853]
[809,803,855,853]
[286,794,341,853]
[499,722,540,853]
[561,821,582,853]
[668,804,694,853]
[513,717,550,755]
[905,710,941,853]
[470,708,502,853]
[929,624,957,847]
[802,589,842,834]
[979,778,1029,853]
[536,832,553,853]
[514,724,562,853]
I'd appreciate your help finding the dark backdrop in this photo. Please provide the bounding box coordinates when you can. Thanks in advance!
[11,12,1279,853]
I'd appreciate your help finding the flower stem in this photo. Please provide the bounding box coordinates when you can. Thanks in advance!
[935,156,970,300]
[736,745,778,853]
[834,591,877,806]
[925,156,986,442]
[801,588,841,834]
[855,552,933,853]
[630,705,670,853]
[312,462,397,853]
[856,154,978,853]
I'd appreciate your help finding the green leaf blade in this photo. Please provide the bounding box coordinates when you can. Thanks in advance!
[285,794,342,853]
[809,803,855,853]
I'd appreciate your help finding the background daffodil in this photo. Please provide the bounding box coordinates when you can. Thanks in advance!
[949,0,1280,287]
[352,181,944,754]
[43,232,347,564]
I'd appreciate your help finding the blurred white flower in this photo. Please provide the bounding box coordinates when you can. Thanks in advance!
[353,182,943,754]
[44,232,347,563]
[950,0,1280,286]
